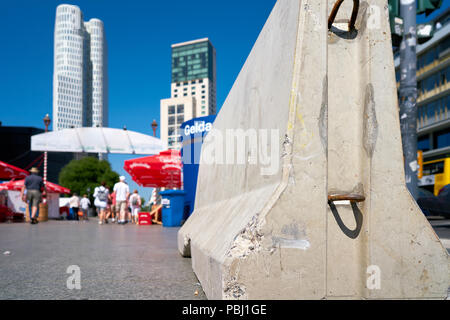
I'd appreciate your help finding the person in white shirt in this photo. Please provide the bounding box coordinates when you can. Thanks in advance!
[114,176,130,225]
[80,194,91,221]
[69,193,80,221]
[94,181,109,225]
[129,190,142,224]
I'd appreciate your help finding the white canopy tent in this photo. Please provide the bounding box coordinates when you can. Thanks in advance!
[31,127,166,155]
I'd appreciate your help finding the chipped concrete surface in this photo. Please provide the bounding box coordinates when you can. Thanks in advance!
[0,220,206,300]
[178,0,450,299]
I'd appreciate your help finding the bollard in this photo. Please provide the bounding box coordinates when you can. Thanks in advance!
[26,202,48,222]
[178,0,450,299]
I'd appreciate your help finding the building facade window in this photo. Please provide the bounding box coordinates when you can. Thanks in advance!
[418,136,431,152]
[434,127,450,149]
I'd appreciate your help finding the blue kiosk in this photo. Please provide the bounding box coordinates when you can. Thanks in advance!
[180,115,216,222]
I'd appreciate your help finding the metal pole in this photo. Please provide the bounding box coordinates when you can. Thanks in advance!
[399,0,418,200]
[44,150,48,184]
[43,120,50,183]
[43,149,48,204]
[43,114,51,204]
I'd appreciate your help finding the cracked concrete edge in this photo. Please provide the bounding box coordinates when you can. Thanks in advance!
[177,0,302,261]
[179,0,450,299]
[219,0,325,299]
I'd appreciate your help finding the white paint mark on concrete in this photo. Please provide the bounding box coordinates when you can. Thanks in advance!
[275,238,310,250]
[294,153,320,161]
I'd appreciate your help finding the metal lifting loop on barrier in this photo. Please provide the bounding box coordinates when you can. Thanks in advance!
[328,0,360,31]
[328,193,366,203]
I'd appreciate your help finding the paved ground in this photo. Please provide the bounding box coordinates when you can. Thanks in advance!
[0,220,206,300]
[428,218,450,300]
[429,218,450,253]
[0,218,449,300]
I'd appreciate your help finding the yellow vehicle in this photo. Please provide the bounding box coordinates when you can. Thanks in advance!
[418,155,450,196]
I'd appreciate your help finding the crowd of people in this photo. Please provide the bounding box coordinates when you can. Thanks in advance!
[68,176,142,225]
[19,168,149,225]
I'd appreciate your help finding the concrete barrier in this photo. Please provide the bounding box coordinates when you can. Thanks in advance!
[178,0,450,299]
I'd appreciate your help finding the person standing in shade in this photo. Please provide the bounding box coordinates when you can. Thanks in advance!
[129,190,142,224]
[69,193,80,221]
[80,194,90,221]
[114,176,130,225]
[20,167,45,225]
[94,181,109,225]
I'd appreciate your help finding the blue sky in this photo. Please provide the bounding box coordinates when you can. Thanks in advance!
[0,0,448,201]
[0,0,276,200]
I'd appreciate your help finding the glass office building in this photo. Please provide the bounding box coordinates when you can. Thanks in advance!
[395,8,450,161]
[161,38,217,150]
[172,40,215,83]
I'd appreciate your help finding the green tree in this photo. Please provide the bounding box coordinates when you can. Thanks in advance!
[140,197,150,212]
[59,157,120,197]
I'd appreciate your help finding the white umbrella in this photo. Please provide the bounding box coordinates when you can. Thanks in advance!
[31,127,166,155]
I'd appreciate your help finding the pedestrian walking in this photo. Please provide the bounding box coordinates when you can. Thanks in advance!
[80,194,90,221]
[109,191,117,223]
[20,167,45,225]
[129,190,142,224]
[69,193,80,221]
[104,186,112,224]
[94,181,109,225]
[113,176,130,225]
[127,200,132,223]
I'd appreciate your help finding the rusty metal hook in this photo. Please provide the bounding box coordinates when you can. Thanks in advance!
[328,0,360,31]
[328,193,365,203]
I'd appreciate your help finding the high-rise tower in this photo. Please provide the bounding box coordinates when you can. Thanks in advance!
[161,38,216,150]
[53,4,108,131]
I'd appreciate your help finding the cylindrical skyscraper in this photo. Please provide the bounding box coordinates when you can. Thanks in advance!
[84,18,108,129]
[53,4,108,131]
[53,4,85,130]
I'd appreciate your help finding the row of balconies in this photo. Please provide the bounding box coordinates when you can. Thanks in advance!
[418,81,450,103]
[417,51,450,77]
[418,106,448,129]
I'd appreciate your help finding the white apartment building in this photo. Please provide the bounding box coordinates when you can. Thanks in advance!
[53,4,108,131]
[160,97,196,150]
[160,38,217,150]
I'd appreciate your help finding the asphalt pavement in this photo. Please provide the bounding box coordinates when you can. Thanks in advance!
[429,218,450,253]
[0,220,206,300]
[0,218,449,300]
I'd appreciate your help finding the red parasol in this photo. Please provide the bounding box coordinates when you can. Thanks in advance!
[0,161,29,180]
[124,150,182,189]
[0,179,71,194]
